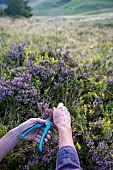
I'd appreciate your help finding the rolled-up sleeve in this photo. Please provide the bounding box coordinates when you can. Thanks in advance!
[56,146,82,170]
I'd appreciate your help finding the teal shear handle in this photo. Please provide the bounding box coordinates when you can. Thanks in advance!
[19,123,43,139]
[38,119,51,152]
[19,119,51,152]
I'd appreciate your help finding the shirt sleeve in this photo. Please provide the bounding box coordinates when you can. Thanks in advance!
[56,145,82,170]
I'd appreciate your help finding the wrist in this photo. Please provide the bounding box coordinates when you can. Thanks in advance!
[58,125,74,149]
[11,127,22,139]
[58,126,72,138]
[57,124,72,133]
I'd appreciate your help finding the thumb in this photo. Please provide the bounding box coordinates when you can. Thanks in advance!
[33,118,46,124]
[53,107,56,118]
[53,107,57,115]
[53,107,56,113]
[57,103,64,108]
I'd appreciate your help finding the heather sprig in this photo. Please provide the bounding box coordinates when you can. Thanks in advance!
[7,42,26,66]
[0,79,13,102]
[86,138,113,170]
[11,72,38,104]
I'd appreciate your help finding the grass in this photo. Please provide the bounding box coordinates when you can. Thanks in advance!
[0,13,113,61]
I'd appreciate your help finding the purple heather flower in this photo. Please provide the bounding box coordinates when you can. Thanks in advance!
[26,60,34,67]
[37,102,43,111]
[63,50,71,56]
[80,73,89,79]
[106,76,113,85]
[98,142,105,150]
[56,49,62,57]
[41,60,49,64]
[94,96,103,105]
[83,63,93,68]
[109,132,112,138]
[12,72,32,87]
[7,43,26,66]
[12,77,23,86]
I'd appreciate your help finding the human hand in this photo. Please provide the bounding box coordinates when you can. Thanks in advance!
[0,118,51,161]
[53,103,71,130]
[17,118,51,143]
[53,103,74,149]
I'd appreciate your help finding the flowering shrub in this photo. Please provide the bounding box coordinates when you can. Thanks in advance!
[0,80,13,102]
[0,43,113,170]
[7,42,26,66]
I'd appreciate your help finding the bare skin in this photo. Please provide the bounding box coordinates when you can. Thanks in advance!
[0,118,51,162]
[53,103,74,149]
[0,103,74,162]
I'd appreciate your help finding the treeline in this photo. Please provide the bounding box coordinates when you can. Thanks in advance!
[0,0,32,18]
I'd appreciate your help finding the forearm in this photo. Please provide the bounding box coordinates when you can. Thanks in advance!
[58,125,74,149]
[0,127,20,162]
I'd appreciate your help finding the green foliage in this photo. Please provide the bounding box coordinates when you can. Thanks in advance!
[0,125,7,138]
[5,0,32,18]
[0,7,5,16]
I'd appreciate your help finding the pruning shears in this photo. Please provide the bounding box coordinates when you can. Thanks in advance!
[19,118,52,152]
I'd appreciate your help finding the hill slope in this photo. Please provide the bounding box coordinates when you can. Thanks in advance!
[28,0,113,15]
[0,0,113,16]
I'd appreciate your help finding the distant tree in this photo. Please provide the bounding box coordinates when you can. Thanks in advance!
[5,0,32,18]
[0,8,5,16]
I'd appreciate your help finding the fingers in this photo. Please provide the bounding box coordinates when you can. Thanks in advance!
[23,132,41,141]
[30,118,46,125]
[53,103,71,129]
[38,129,51,137]
[46,133,51,140]
[57,103,64,108]
[53,107,56,113]
[53,107,56,120]
[34,137,40,143]
[53,103,64,114]
[33,133,51,143]
[37,130,51,140]
[24,128,51,144]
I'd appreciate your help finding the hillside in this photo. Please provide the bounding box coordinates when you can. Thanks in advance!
[0,0,113,16]
[28,0,113,16]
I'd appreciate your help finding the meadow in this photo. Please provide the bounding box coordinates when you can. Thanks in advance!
[0,12,113,169]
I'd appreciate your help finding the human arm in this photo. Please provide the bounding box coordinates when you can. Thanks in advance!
[53,103,74,149]
[0,118,51,162]
[53,103,82,170]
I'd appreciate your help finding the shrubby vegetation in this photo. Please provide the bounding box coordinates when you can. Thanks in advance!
[0,8,5,16]
[0,0,32,18]
[0,16,113,169]
[0,41,113,170]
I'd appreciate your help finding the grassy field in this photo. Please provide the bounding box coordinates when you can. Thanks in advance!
[0,12,113,61]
